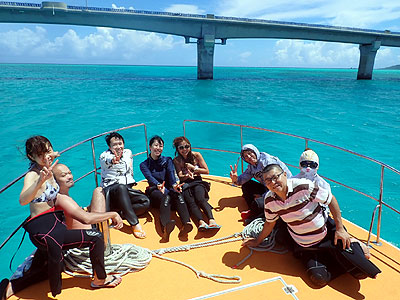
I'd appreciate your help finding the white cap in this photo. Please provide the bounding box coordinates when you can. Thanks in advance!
[299,149,319,165]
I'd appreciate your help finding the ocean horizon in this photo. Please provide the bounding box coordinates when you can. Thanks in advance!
[2,62,399,70]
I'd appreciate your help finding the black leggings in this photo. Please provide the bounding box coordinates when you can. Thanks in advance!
[241,180,267,217]
[293,218,346,287]
[148,189,190,228]
[105,184,150,226]
[23,211,106,297]
[183,184,214,222]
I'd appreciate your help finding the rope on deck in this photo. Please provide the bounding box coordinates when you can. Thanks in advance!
[233,218,288,268]
[63,219,285,282]
[151,250,241,284]
[64,243,152,277]
[63,241,241,283]
[154,233,243,255]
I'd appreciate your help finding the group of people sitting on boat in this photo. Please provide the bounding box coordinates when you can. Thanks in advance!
[0,132,220,298]
[231,144,380,287]
[101,132,221,241]
[0,133,380,299]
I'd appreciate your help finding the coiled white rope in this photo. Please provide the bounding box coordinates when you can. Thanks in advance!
[63,241,241,283]
[63,220,285,282]
[233,218,287,268]
[64,243,152,277]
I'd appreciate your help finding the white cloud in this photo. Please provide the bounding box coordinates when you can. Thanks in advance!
[239,51,252,59]
[273,40,360,67]
[164,4,205,15]
[217,0,400,28]
[0,26,176,63]
[111,4,134,10]
[0,26,47,55]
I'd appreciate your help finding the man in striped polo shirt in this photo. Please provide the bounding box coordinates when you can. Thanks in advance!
[243,163,352,287]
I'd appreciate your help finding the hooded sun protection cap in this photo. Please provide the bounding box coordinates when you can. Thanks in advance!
[299,149,319,166]
[241,144,260,161]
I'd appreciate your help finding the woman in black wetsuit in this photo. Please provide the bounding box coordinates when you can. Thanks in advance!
[140,135,193,241]
[173,136,221,231]
[16,136,121,297]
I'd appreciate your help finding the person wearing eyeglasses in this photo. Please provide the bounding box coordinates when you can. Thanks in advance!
[242,164,380,287]
[140,135,193,241]
[229,144,292,222]
[173,136,221,232]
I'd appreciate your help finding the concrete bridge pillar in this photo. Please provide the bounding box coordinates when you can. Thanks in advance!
[357,41,381,80]
[197,25,215,79]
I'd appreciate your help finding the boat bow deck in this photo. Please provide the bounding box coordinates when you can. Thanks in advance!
[9,175,400,300]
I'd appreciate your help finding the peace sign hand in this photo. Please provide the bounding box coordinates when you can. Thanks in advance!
[112,149,122,164]
[173,182,185,193]
[187,169,195,179]
[39,159,59,183]
[230,158,239,184]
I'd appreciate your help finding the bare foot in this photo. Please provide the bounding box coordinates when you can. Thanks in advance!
[91,275,122,288]
[359,242,371,259]
[132,224,146,239]
[209,219,217,226]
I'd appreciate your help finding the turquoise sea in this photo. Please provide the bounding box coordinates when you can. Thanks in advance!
[0,64,399,277]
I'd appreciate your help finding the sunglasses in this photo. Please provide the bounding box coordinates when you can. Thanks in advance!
[300,160,318,169]
[178,145,190,150]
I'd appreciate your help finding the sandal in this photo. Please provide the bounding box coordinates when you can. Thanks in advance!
[240,210,252,221]
[198,223,208,232]
[133,227,146,239]
[91,275,121,289]
[207,223,221,230]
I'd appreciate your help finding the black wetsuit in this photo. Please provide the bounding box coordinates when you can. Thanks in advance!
[140,155,190,228]
[181,176,214,222]
[23,210,106,297]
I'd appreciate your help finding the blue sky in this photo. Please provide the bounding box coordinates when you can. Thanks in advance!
[1,0,400,68]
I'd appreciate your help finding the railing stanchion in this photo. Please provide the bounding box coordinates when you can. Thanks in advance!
[376,166,384,245]
[240,125,244,173]
[305,139,308,149]
[367,204,380,247]
[144,124,149,157]
[91,139,99,187]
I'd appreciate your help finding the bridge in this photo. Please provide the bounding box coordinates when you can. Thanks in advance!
[1,1,400,80]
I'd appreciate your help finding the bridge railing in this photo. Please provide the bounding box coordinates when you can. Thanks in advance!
[0,1,40,7]
[1,2,398,35]
[183,119,400,246]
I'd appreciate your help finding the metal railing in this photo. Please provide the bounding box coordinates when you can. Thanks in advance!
[0,1,399,35]
[1,120,399,246]
[183,120,400,246]
[0,123,148,195]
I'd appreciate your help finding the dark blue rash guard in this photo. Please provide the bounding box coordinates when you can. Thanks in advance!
[140,155,177,193]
